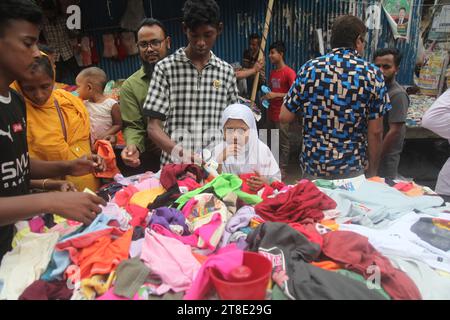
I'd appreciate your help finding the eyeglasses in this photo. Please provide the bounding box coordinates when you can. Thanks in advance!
[137,38,166,50]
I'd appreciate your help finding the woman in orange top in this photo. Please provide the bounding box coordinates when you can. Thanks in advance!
[12,55,100,191]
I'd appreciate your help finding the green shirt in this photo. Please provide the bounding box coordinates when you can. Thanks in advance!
[120,67,150,153]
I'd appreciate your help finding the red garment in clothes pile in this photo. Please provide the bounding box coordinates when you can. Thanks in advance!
[127,204,149,228]
[289,223,323,248]
[56,228,133,280]
[114,185,148,227]
[178,177,202,191]
[160,164,204,190]
[240,173,287,200]
[255,180,336,224]
[240,173,266,194]
[115,185,139,207]
[321,231,422,300]
[19,280,73,300]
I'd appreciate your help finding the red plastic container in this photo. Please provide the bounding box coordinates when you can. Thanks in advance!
[209,252,272,300]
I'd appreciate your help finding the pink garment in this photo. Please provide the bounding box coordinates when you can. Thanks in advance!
[194,213,223,250]
[178,177,202,192]
[100,203,130,230]
[394,182,415,192]
[181,198,198,218]
[184,244,244,300]
[29,217,45,233]
[151,224,198,247]
[138,172,156,182]
[126,204,149,227]
[49,224,81,237]
[151,213,222,250]
[141,229,201,293]
[114,185,139,207]
[134,178,161,192]
[97,288,140,300]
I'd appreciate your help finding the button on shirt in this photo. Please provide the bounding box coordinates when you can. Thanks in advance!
[143,48,238,165]
[284,48,391,177]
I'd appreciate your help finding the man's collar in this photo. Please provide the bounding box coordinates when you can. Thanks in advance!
[138,66,148,79]
[331,47,360,57]
[173,48,221,69]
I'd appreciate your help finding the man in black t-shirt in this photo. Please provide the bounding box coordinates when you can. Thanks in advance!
[0,0,107,262]
[242,33,266,96]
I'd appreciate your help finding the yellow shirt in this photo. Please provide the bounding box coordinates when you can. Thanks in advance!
[12,83,100,191]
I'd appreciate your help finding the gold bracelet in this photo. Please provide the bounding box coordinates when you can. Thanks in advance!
[42,179,49,191]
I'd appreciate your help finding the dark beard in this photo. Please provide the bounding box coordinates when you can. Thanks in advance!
[142,61,156,78]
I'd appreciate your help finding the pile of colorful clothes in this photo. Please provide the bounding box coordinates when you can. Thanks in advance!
[1,165,449,300]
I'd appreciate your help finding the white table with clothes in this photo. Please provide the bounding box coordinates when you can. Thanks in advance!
[0,169,450,300]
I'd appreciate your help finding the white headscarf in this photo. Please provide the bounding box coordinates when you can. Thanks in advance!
[212,103,281,182]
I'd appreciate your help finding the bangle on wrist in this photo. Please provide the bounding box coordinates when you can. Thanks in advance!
[42,179,49,191]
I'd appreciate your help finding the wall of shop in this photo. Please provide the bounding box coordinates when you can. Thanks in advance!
[81,0,423,85]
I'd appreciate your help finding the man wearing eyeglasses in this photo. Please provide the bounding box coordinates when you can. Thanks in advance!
[119,18,171,175]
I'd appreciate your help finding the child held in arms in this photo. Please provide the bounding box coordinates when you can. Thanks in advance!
[76,67,122,146]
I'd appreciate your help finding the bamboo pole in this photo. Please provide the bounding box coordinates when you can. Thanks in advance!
[250,0,275,104]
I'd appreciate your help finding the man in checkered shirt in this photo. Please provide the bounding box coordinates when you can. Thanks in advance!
[143,0,238,166]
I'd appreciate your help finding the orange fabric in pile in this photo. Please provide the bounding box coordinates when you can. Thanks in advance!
[94,140,120,178]
[311,260,343,271]
[77,228,133,279]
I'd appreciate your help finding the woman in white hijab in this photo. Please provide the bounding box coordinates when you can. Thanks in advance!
[212,103,282,190]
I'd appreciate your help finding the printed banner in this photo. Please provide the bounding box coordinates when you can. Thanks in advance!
[382,0,413,40]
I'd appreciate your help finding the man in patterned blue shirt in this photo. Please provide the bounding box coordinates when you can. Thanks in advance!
[280,15,391,179]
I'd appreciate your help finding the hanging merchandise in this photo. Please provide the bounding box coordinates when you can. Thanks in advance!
[102,34,118,59]
[121,32,139,56]
[120,0,146,31]
[382,0,413,40]
[71,37,83,68]
[115,34,129,61]
[80,36,93,67]
[90,37,100,65]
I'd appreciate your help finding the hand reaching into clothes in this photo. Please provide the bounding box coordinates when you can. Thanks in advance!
[47,180,77,192]
[247,172,269,192]
[46,192,107,225]
[121,144,141,168]
[58,181,77,192]
[68,155,106,176]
